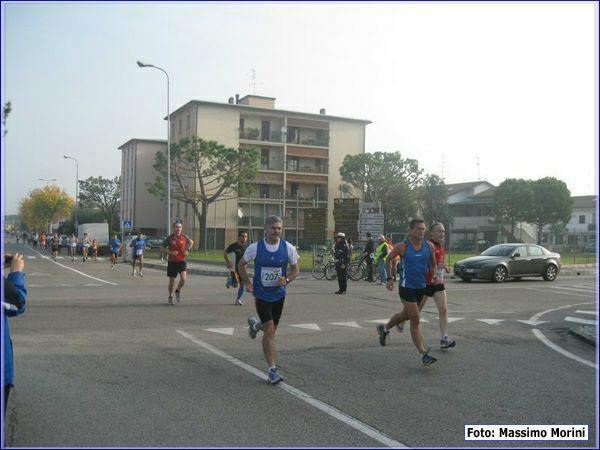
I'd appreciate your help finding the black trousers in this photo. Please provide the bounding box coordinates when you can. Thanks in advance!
[364,256,374,281]
[336,262,347,292]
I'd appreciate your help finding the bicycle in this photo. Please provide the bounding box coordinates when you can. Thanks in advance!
[311,247,334,280]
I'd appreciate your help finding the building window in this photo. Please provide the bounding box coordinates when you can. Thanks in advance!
[178,119,182,135]
[186,114,190,131]
[261,148,269,170]
[288,157,299,172]
[290,183,299,198]
[579,215,586,224]
[259,184,269,198]
[239,118,245,131]
[171,122,176,137]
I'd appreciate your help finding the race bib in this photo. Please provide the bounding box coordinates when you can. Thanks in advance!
[136,249,144,256]
[261,267,282,287]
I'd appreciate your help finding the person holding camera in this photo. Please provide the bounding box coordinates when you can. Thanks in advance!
[2,253,27,414]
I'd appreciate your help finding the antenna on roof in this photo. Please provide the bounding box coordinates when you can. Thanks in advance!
[250,68,263,95]
[476,156,481,181]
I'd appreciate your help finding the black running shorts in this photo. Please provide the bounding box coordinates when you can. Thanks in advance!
[399,287,425,303]
[255,297,285,326]
[423,284,445,297]
[167,261,187,278]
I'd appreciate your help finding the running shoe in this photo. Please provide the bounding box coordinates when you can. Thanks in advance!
[377,324,389,347]
[225,276,231,289]
[267,367,284,385]
[440,338,456,349]
[175,290,181,302]
[168,296,174,306]
[235,299,243,306]
[138,271,143,278]
[131,272,135,277]
[421,349,437,366]
[396,322,405,333]
[248,316,259,339]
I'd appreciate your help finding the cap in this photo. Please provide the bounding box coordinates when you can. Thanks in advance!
[336,232,346,238]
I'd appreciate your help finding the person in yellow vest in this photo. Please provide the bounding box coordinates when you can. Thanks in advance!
[373,235,389,285]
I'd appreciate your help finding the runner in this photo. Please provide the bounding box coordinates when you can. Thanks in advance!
[223,231,249,305]
[395,223,456,350]
[376,218,439,366]
[91,239,99,262]
[130,233,147,277]
[109,234,121,269]
[50,233,60,261]
[39,232,47,252]
[68,233,78,262]
[162,220,193,304]
[238,216,300,384]
[81,233,91,262]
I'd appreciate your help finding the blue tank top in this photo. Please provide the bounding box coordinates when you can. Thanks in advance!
[399,239,431,289]
[253,239,289,302]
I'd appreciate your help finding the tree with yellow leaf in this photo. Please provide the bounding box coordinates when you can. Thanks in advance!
[18,186,74,232]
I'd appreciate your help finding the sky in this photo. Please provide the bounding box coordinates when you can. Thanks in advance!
[1,1,598,215]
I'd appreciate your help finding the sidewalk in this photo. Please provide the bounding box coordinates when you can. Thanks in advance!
[568,325,597,347]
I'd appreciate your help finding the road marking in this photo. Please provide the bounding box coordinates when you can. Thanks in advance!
[524,287,594,298]
[532,329,596,369]
[517,320,549,326]
[84,283,102,287]
[564,316,597,325]
[176,330,406,448]
[26,256,36,259]
[290,323,321,331]
[28,284,44,288]
[477,319,504,325]
[550,286,595,293]
[204,327,235,336]
[30,247,118,286]
[59,284,73,287]
[574,310,597,315]
[367,319,388,324]
[329,322,362,328]
[28,272,50,277]
[446,317,465,323]
[528,302,592,322]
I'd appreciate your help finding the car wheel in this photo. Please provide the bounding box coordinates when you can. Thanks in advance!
[543,264,558,281]
[493,265,508,283]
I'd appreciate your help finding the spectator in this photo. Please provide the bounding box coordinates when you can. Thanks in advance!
[362,232,375,282]
[2,253,27,414]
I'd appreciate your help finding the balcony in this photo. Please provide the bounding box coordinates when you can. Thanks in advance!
[286,136,329,147]
[286,164,328,175]
[239,128,283,143]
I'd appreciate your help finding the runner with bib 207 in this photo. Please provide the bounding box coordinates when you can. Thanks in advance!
[238,216,300,385]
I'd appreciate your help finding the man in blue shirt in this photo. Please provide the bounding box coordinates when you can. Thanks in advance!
[377,218,440,366]
[3,253,27,414]
[130,233,147,278]
[109,234,122,269]
[238,216,300,384]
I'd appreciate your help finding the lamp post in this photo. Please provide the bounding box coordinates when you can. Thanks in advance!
[63,155,79,235]
[137,60,171,236]
[39,177,57,186]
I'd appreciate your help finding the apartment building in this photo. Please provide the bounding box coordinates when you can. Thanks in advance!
[118,138,168,236]
[542,195,596,248]
[167,95,371,247]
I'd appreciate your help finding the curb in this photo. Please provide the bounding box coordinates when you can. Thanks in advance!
[568,326,597,347]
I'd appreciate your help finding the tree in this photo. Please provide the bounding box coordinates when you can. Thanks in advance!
[2,101,11,137]
[148,136,260,249]
[78,176,121,231]
[339,151,423,231]
[493,179,534,240]
[527,177,573,244]
[415,174,452,228]
[18,186,74,232]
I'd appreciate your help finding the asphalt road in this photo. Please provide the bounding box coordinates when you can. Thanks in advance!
[4,241,597,447]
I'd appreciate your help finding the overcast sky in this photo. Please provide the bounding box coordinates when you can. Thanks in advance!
[1,2,597,214]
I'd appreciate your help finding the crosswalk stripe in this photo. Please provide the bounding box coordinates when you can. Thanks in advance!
[290,323,321,331]
[446,317,464,323]
[204,328,235,336]
[574,310,597,316]
[329,322,362,328]
[564,316,597,325]
[517,320,549,326]
[367,319,388,324]
[477,319,504,325]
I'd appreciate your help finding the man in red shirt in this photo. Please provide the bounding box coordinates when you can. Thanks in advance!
[161,219,194,306]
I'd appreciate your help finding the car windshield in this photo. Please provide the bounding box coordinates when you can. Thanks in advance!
[481,245,516,257]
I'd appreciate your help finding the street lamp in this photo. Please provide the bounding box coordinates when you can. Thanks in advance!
[63,155,79,235]
[39,177,57,185]
[137,60,171,236]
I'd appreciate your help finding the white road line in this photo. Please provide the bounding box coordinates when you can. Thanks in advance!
[176,330,406,448]
[329,322,362,328]
[550,286,595,293]
[564,316,597,326]
[84,283,102,287]
[528,302,594,323]
[204,328,235,336]
[477,319,504,325]
[575,310,597,315]
[532,329,596,369]
[29,247,118,286]
[290,323,322,331]
[524,287,594,298]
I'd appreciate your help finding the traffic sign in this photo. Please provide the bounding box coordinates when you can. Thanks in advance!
[123,220,133,229]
